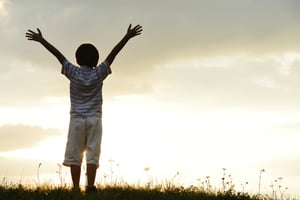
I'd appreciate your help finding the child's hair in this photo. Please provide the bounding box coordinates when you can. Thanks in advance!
[75,43,99,68]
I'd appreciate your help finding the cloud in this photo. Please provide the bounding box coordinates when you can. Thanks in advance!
[3,0,300,66]
[141,55,300,111]
[133,0,300,59]
[0,62,68,106]
[0,124,63,151]
[0,0,300,108]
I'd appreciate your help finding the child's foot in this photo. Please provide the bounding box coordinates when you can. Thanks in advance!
[71,187,81,193]
[85,185,97,193]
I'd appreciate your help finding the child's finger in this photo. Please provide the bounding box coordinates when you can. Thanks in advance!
[127,24,132,32]
[27,30,35,34]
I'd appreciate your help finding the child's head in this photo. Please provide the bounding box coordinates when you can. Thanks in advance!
[75,43,99,68]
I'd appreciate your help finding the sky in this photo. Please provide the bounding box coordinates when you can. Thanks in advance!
[0,0,300,197]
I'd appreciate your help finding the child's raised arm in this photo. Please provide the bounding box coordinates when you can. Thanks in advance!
[105,24,143,66]
[26,28,66,65]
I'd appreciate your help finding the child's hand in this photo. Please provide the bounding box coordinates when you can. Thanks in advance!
[26,28,43,42]
[126,24,143,39]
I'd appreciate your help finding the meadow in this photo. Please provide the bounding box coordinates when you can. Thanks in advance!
[0,183,262,200]
[0,177,297,200]
[0,163,297,200]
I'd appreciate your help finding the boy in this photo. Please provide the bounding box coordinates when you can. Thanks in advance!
[26,24,143,191]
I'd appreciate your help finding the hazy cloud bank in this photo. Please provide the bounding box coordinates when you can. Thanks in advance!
[0,124,63,151]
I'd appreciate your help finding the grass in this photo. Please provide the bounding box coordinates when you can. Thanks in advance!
[0,164,297,200]
[0,183,261,200]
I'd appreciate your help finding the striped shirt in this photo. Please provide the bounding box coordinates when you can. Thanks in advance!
[61,59,112,118]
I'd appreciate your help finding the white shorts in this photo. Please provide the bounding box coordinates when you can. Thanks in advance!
[63,117,102,167]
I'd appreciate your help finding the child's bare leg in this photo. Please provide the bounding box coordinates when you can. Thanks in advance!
[70,165,81,188]
[87,164,97,187]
